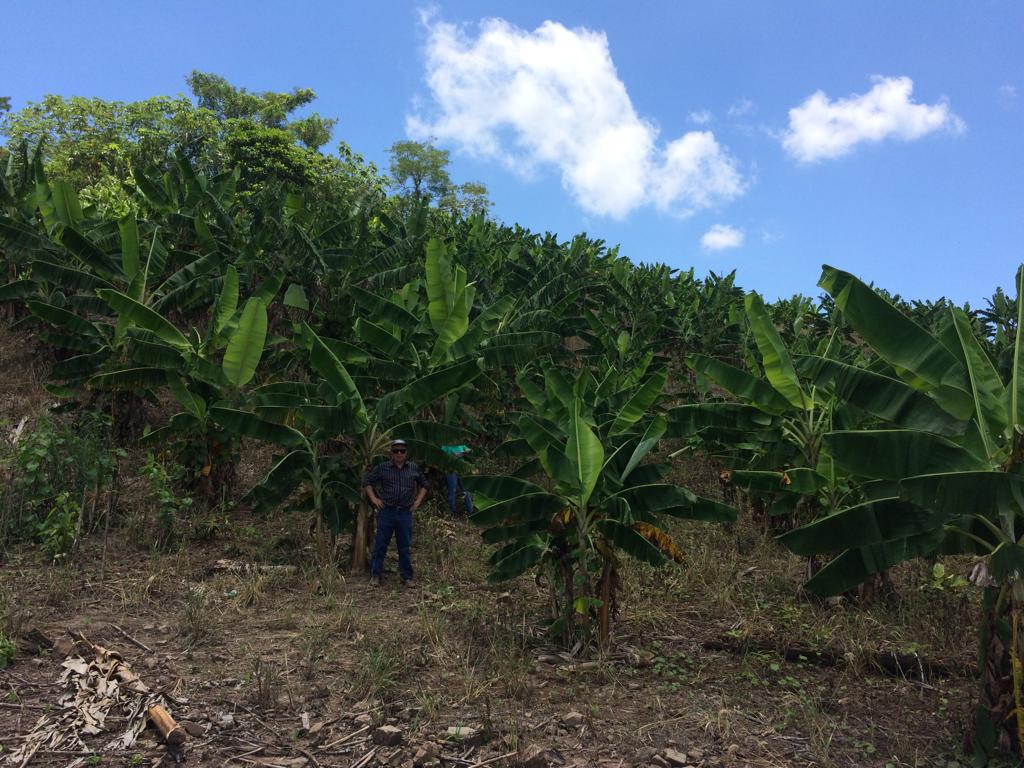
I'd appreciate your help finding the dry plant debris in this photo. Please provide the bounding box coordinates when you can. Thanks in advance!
[8,632,182,766]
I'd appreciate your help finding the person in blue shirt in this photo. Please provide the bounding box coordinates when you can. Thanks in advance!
[441,443,474,518]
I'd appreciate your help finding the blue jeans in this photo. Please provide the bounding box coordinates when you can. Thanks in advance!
[370,506,413,580]
[446,474,474,516]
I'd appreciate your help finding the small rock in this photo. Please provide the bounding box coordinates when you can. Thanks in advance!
[355,712,373,725]
[216,713,235,729]
[650,756,670,768]
[373,725,404,746]
[663,748,688,767]
[446,725,484,745]
[520,744,559,768]
[179,720,207,738]
[52,636,76,658]
[414,741,441,766]
[562,711,585,728]
[688,749,704,761]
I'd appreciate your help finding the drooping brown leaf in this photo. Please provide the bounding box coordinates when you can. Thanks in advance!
[633,522,686,563]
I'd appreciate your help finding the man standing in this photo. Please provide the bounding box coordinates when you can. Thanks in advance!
[362,439,428,587]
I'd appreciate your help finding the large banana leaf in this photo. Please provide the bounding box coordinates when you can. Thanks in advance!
[222,297,267,388]
[665,403,775,437]
[803,529,946,596]
[488,537,547,582]
[614,484,736,522]
[27,301,102,338]
[350,285,419,329]
[210,406,305,447]
[899,471,1024,525]
[950,308,1009,456]
[818,265,973,418]
[0,280,37,301]
[687,353,792,414]
[32,261,115,294]
[729,468,825,495]
[567,401,603,506]
[462,474,551,503]
[596,519,664,566]
[746,292,805,409]
[118,216,140,281]
[618,415,667,482]
[609,369,667,435]
[59,227,120,277]
[429,284,470,365]
[166,375,206,420]
[803,356,966,437]
[425,237,453,335]
[213,265,239,336]
[245,450,312,514]
[825,429,990,479]
[88,367,168,391]
[96,289,191,350]
[779,497,942,555]
[354,317,407,358]
[306,325,367,422]
[480,332,559,368]
[376,359,481,425]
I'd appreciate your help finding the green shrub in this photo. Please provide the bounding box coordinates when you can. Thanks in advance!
[35,491,79,561]
[142,454,193,550]
[1,412,118,544]
[0,631,16,668]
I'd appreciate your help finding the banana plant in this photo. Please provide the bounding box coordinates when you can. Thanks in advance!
[466,360,735,647]
[221,323,480,567]
[778,265,1023,762]
[89,263,274,500]
[678,291,955,543]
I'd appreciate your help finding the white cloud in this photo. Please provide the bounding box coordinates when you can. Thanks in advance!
[689,109,713,125]
[409,16,745,218]
[701,224,744,251]
[999,84,1018,109]
[728,98,754,118]
[782,76,965,163]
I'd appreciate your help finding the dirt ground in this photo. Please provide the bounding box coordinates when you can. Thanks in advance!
[0,325,981,768]
[1,495,979,768]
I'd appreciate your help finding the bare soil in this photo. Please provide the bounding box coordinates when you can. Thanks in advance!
[0,325,979,768]
[1,494,978,768]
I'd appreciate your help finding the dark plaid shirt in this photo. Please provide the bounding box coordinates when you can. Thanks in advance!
[361,459,428,509]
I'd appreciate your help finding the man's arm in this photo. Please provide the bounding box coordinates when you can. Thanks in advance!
[362,464,385,510]
[411,484,427,512]
[411,464,429,512]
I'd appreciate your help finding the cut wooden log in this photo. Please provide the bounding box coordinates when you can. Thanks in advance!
[148,704,187,748]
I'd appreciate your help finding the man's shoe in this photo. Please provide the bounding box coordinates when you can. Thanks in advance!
[401,578,416,589]
[369,575,381,587]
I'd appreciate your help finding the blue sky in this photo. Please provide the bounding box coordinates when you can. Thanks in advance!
[4,1,1022,303]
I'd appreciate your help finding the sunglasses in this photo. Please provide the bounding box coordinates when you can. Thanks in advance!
[391,448,407,454]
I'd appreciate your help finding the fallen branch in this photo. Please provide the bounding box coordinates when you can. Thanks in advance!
[109,623,153,654]
[350,747,378,768]
[321,724,368,749]
[207,560,299,577]
[701,635,973,679]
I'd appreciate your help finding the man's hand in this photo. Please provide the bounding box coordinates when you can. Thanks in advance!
[369,494,384,510]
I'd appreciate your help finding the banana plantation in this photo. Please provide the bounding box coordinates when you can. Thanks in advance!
[0,84,1022,768]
